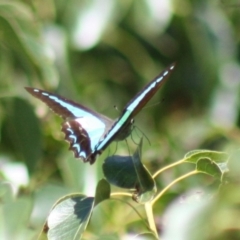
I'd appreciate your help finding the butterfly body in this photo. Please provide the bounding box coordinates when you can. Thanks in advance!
[25,63,175,164]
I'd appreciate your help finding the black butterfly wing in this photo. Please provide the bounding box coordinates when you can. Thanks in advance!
[95,63,176,152]
[124,63,176,118]
[25,87,114,163]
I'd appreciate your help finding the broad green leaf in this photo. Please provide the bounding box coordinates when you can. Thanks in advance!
[103,139,156,203]
[46,194,94,240]
[66,0,116,50]
[131,139,156,203]
[0,195,34,240]
[103,155,139,189]
[184,150,229,164]
[94,179,110,206]
[0,2,58,85]
[3,98,42,173]
[31,184,70,228]
[196,158,222,179]
[1,97,42,173]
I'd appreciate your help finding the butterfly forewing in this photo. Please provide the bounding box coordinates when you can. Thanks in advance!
[125,63,176,117]
[25,87,112,121]
[25,87,114,163]
[95,63,176,152]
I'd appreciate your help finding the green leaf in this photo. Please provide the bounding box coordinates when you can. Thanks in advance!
[94,179,111,206]
[196,158,222,179]
[2,97,42,173]
[0,2,58,85]
[102,139,156,203]
[46,194,94,240]
[0,194,34,239]
[103,155,138,189]
[131,139,156,203]
[65,0,116,50]
[184,150,229,164]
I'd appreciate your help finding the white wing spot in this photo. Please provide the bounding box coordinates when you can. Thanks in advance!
[80,152,87,158]
[33,89,39,92]
[157,76,163,83]
[49,95,58,100]
[73,143,80,153]
[42,92,48,96]
[163,70,169,76]
[69,135,77,143]
[66,128,74,134]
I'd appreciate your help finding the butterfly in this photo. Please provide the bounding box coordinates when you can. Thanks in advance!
[25,63,175,164]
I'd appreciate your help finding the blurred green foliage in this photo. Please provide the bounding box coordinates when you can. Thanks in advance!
[0,0,240,239]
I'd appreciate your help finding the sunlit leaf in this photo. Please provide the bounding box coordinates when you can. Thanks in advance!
[196,158,222,179]
[0,193,34,239]
[67,0,116,50]
[1,97,42,173]
[0,2,58,85]
[94,179,110,206]
[46,194,94,240]
[184,150,229,164]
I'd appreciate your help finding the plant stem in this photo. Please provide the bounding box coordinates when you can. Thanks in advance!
[110,192,132,198]
[152,170,199,206]
[145,201,159,239]
[152,158,185,179]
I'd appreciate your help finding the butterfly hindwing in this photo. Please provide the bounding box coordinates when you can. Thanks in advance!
[25,87,114,163]
[62,120,91,159]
